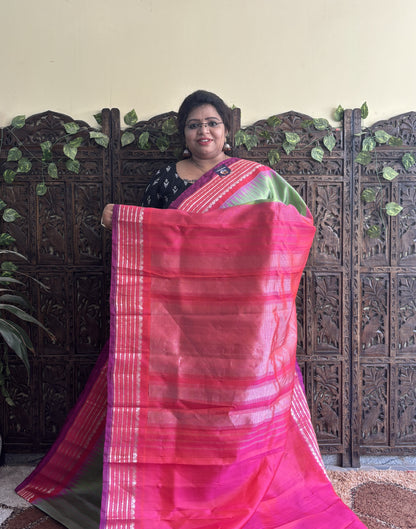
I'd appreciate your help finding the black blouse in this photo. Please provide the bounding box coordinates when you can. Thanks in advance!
[140,164,193,209]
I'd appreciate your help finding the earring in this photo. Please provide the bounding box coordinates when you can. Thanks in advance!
[183,147,191,158]
[223,142,231,153]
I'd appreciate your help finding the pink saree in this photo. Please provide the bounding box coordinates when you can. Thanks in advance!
[17,158,366,528]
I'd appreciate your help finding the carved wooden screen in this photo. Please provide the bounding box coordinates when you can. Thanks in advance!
[1,107,415,467]
[0,111,112,452]
[356,112,416,462]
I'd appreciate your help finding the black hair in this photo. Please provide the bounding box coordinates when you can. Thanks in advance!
[177,90,232,140]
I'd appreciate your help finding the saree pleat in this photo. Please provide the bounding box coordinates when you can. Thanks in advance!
[16,159,367,528]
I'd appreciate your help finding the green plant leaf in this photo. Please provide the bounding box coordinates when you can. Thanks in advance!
[313,118,329,131]
[7,147,22,162]
[301,119,314,130]
[48,163,58,179]
[259,130,272,142]
[374,130,391,144]
[382,166,399,181]
[282,140,296,155]
[311,146,324,162]
[323,134,336,152]
[3,169,16,183]
[0,200,6,211]
[334,105,344,121]
[63,122,80,135]
[156,135,170,153]
[89,132,109,148]
[94,113,102,126]
[66,159,80,174]
[234,130,247,147]
[36,182,48,196]
[366,225,381,238]
[0,233,16,246]
[138,132,150,149]
[69,137,84,149]
[17,158,32,173]
[243,134,259,151]
[361,102,369,119]
[63,144,78,160]
[161,117,178,136]
[284,132,300,145]
[362,137,376,152]
[356,151,372,165]
[402,152,416,171]
[388,136,403,147]
[361,188,376,203]
[385,202,403,216]
[124,109,138,127]
[0,294,30,309]
[267,115,282,128]
[40,141,52,153]
[121,131,135,147]
[3,208,21,222]
[267,149,280,166]
[0,319,30,372]
[11,115,26,129]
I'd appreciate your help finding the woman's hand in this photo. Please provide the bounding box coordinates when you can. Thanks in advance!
[101,204,114,230]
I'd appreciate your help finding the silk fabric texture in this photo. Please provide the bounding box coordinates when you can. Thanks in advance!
[17,158,366,528]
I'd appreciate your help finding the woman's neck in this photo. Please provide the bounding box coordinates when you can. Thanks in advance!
[189,154,228,174]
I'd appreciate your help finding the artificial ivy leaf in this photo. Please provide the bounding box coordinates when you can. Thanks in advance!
[366,225,381,239]
[90,132,109,148]
[48,163,58,179]
[284,132,300,145]
[355,151,372,165]
[156,135,170,153]
[323,134,336,152]
[234,130,247,147]
[268,149,280,166]
[362,137,376,152]
[40,141,53,163]
[0,233,16,246]
[3,208,21,222]
[382,166,399,181]
[69,137,84,149]
[301,119,314,129]
[0,200,6,211]
[94,113,102,126]
[63,122,80,135]
[361,102,369,119]
[388,136,403,147]
[63,144,78,160]
[243,134,258,151]
[267,115,282,128]
[334,105,344,121]
[283,140,296,155]
[385,202,403,216]
[36,183,48,196]
[162,117,178,136]
[374,130,391,144]
[311,146,324,162]
[402,152,416,171]
[66,159,80,174]
[361,188,376,203]
[138,132,150,149]
[313,118,329,131]
[259,130,272,142]
[7,147,22,162]
[3,170,16,183]
[17,158,32,173]
[11,115,25,129]
[124,109,138,127]
[121,131,136,147]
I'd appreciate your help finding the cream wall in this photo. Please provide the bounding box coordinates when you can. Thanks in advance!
[1,0,415,127]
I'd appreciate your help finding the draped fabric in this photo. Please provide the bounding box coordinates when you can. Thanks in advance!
[16,158,367,528]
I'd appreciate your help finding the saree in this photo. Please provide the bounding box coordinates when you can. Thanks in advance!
[16,158,367,528]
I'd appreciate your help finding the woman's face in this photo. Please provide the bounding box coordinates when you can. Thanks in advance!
[184,104,227,161]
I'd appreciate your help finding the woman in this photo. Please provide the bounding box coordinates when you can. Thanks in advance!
[17,91,366,528]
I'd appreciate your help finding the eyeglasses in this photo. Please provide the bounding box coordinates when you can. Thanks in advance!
[186,121,224,131]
